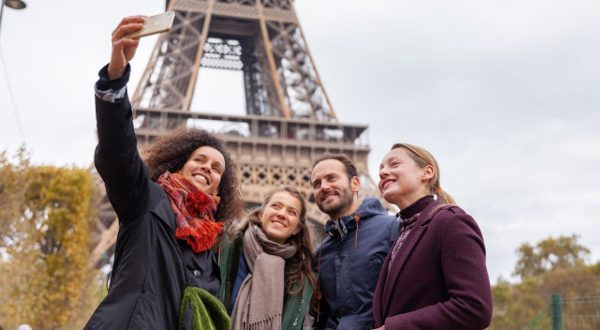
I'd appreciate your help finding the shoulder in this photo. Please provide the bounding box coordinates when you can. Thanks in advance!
[360,198,396,223]
[431,204,472,224]
[430,205,484,240]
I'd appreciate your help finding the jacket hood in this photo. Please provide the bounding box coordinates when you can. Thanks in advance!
[324,198,389,237]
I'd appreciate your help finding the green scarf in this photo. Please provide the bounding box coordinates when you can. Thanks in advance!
[178,286,231,330]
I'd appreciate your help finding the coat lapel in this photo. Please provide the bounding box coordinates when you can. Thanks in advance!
[381,202,441,316]
[373,243,394,324]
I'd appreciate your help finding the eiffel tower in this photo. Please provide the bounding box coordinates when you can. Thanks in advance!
[91,0,378,267]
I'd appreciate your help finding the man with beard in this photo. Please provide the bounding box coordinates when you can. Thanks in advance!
[310,154,398,330]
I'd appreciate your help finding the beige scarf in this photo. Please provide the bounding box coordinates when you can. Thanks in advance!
[231,224,297,330]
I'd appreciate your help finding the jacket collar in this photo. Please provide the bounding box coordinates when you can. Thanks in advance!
[324,198,386,238]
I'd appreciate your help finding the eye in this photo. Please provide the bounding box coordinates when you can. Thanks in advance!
[312,180,321,189]
[271,203,282,210]
[288,209,298,217]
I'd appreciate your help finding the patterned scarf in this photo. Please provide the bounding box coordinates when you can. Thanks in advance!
[157,171,223,253]
[388,212,421,263]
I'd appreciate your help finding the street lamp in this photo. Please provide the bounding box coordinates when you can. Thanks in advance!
[1,0,27,41]
[5,0,27,9]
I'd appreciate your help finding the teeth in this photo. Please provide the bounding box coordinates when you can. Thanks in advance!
[193,174,208,184]
[271,220,285,228]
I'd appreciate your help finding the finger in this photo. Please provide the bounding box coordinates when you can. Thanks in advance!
[111,16,146,37]
[112,16,145,36]
[112,23,145,41]
[112,38,139,49]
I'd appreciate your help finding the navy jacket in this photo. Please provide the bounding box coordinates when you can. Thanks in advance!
[84,65,220,329]
[313,198,398,330]
[372,196,493,329]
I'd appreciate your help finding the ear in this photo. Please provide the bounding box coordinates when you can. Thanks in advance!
[257,209,264,221]
[421,165,435,181]
[350,176,361,193]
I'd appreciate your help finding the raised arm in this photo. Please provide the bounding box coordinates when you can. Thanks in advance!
[108,16,145,80]
[94,16,149,222]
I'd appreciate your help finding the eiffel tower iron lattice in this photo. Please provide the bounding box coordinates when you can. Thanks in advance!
[90,0,379,267]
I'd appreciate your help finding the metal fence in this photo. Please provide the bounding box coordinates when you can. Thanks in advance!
[526,294,600,330]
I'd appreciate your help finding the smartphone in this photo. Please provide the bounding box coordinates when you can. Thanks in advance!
[124,11,175,39]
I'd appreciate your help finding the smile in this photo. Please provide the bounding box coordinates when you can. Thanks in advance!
[380,179,395,191]
[271,219,286,228]
[192,173,209,185]
[320,192,337,203]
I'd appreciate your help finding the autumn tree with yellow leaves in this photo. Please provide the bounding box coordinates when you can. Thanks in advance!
[0,148,103,329]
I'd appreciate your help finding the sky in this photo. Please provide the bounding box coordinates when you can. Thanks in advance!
[1,0,599,283]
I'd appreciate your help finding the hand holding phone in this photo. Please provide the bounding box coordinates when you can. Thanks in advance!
[124,11,175,39]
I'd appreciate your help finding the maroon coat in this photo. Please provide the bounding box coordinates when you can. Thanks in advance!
[372,196,492,329]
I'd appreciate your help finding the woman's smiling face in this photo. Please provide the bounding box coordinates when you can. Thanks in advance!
[260,191,302,244]
[178,146,225,195]
[379,147,432,209]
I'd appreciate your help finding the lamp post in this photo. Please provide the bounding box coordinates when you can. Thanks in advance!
[0,0,27,41]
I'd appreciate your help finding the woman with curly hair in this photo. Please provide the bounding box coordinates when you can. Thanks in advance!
[84,16,242,329]
[217,186,317,330]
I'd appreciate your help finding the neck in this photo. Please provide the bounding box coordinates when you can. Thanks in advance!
[395,192,429,210]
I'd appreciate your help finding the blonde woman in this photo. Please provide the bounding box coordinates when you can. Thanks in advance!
[372,143,492,329]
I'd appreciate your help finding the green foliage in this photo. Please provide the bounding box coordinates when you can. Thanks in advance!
[0,148,103,329]
[490,235,600,330]
[513,234,590,279]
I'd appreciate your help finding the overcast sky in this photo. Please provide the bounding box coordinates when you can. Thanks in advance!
[1,0,599,283]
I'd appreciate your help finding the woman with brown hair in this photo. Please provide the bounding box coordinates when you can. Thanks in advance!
[372,143,492,330]
[217,186,317,330]
[85,16,242,329]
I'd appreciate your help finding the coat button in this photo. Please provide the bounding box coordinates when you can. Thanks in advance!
[193,269,201,277]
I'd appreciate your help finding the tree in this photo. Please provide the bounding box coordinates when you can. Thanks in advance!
[0,146,29,248]
[490,235,600,330]
[0,149,102,329]
[513,234,590,279]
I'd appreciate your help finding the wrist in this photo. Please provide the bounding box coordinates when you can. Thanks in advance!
[107,64,125,80]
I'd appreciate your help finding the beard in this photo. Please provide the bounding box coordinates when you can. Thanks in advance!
[316,186,355,218]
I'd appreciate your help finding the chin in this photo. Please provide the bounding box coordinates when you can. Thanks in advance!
[381,191,398,205]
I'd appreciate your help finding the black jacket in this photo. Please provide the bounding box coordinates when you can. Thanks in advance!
[84,65,220,329]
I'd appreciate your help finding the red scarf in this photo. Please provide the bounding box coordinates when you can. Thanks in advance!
[157,172,223,253]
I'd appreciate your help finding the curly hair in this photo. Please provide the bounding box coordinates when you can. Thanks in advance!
[143,128,242,221]
[245,186,317,295]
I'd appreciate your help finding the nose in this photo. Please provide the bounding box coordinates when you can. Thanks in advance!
[274,209,287,219]
[320,181,333,191]
[379,167,389,180]
[199,163,211,174]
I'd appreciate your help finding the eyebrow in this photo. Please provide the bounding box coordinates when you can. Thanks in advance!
[286,205,299,213]
[380,156,400,168]
[199,153,224,164]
